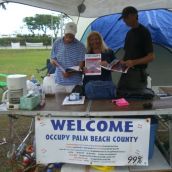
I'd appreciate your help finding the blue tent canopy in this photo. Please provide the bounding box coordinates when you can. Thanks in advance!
[81,9,172,51]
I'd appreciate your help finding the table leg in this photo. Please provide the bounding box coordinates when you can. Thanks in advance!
[169,115,172,167]
[7,114,16,159]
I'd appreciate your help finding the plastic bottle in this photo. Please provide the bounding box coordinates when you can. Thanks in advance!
[147,75,152,89]
[15,142,26,159]
[46,164,54,172]
[39,84,46,107]
[37,83,42,95]
[30,75,37,84]
[22,153,32,166]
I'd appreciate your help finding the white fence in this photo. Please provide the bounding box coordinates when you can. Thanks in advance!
[26,42,43,47]
[11,42,20,49]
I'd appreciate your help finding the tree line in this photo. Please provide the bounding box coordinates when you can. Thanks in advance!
[0,14,69,46]
[23,14,67,37]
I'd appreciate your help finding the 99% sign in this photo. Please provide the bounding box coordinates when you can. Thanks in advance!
[128,155,143,165]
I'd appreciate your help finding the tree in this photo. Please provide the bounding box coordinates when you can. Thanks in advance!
[35,14,50,35]
[23,17,37,35]
[23,14,61,36]
[50,15,61,37]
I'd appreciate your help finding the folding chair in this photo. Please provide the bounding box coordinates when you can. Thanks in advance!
[36,59,56,79]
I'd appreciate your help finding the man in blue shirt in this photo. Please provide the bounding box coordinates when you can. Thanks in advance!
[51,22,86,93]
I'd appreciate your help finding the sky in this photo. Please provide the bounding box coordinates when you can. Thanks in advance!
[0,3,60,35]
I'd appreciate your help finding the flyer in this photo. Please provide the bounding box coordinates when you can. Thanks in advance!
[85,54,101,75]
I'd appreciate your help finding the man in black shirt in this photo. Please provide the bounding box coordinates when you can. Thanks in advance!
[117,6,155,95]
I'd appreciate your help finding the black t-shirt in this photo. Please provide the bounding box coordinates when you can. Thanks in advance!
[83,49,116,85]
[124,24,153,69]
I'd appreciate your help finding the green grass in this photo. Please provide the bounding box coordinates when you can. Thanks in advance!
[0,49,51,81]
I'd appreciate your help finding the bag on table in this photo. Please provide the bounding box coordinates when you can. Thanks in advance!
[117,88,155,100]
[42,74,56,95]
[85,80,116,100]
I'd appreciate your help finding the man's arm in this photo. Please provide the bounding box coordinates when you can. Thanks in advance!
[121,52,155,68]
[50,58,69,75]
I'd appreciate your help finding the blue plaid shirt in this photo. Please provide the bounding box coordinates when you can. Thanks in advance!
[51,37,86,85]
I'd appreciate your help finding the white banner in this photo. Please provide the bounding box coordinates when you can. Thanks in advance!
[35,117,150,166]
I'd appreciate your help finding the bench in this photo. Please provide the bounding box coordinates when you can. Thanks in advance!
[26,42,43,47]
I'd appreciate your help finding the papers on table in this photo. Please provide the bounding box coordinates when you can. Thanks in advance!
[62,96,85,105]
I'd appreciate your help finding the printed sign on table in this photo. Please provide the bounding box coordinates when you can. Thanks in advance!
[35,117,150,166]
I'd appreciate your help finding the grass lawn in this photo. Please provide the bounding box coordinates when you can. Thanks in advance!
[0,49,51,81]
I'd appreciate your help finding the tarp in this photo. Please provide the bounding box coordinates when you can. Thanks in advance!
[1,0,172,18]
[81,9,172,50]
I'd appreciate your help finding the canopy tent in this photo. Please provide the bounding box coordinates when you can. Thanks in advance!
[81,9,172,50]
[1,0,172,50]
[1,0,172,42]
[1,0,172,40]
[1,0,172,18]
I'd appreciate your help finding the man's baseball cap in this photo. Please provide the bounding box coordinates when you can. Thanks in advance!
[118,6,138,20]
[64,22,77,35]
